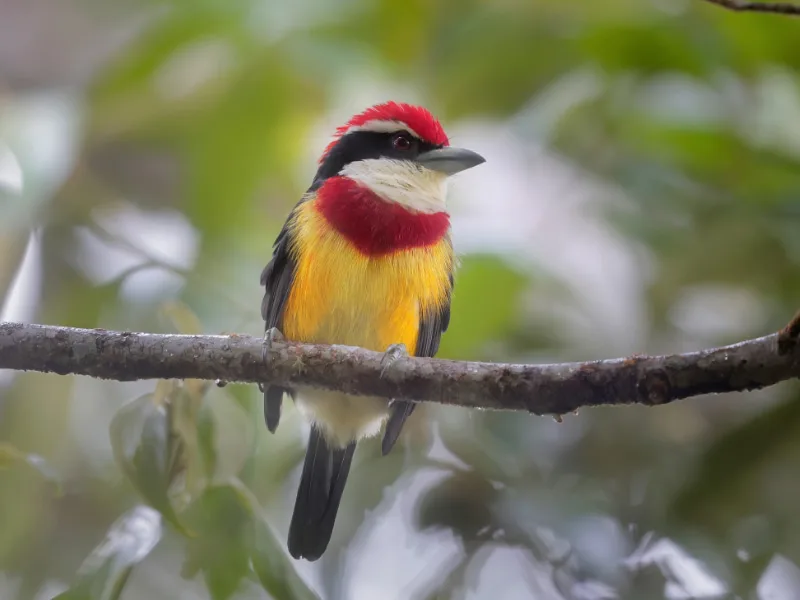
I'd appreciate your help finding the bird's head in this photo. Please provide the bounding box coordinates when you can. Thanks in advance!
[313,102,485,214]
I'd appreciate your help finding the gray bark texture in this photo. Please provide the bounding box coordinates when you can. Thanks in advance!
[1,317,799,415]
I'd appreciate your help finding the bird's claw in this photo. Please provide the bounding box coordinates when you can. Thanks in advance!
[259,327,285,390]
[380,343,408,379]
[292,356,306,374]
[262,327,285,363]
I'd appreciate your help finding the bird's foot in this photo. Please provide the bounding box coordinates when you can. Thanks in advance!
[380,343,408,378]
[258,327,285,392]
[380,344,412,455]
[292,356,306,375]
[261,327,285,362]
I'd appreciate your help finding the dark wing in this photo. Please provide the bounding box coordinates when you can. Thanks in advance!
[260,205,300,433]
[381,270,454,455]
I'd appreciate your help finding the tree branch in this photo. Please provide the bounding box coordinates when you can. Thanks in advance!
[0,320,798,415]
[701,0,800,15]
[778,310,800,355]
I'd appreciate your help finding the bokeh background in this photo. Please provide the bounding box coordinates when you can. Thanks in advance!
[1,0,800,598]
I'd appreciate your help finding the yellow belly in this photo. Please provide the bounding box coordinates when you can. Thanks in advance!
[281,199,453,446]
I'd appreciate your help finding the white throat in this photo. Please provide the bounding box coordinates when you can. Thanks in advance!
[340,158,449,214]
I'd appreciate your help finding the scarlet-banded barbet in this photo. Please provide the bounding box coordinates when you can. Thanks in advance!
[260,102,485,560]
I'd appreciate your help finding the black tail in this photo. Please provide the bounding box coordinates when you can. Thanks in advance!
[263,385,286,433]
[382,400,416,455]
[288,427,356,561]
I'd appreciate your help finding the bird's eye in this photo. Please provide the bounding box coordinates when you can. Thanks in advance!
[392,133,413,151]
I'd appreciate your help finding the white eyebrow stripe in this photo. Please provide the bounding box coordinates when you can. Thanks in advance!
[344,119,421,138]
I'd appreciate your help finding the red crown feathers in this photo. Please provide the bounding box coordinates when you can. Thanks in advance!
[321,102,449,161]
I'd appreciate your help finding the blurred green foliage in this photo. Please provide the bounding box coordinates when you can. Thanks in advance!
[1,0,800,598]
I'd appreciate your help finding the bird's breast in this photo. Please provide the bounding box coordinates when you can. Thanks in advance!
[281,195,453,353]
[314,175,450,256]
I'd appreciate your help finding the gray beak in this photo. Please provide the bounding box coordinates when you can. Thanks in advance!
[415,147,486,176]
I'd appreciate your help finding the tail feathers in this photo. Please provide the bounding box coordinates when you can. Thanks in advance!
[382,400,416,455]
[263,385,287,433]
[288,427,356,561]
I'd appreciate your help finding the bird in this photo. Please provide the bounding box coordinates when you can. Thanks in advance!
[259,101,485,561]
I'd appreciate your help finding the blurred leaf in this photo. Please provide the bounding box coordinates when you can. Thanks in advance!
[153,379,178,406]
[622,561,673,600]
[88,10,252,137]
[168,386,227,498]
[40,264,122,330]
[427,7,580,118]
[160,300,203,335]
[197,398,217,480]
[313,0,432,70]
[53,506,162,600]
[437,412,535,486]
[154,385,200,493]
[181,482,254,600]
[182,52,319,234]
[709,10,800,72]
[416,471,496,541]
[189,387,253,484]
[614,121,800,199]
[109,394,185,532]
[0,231,30,300]
[670,391,800,533]
[580,22,714,77]
[181,480,316,599]
[438,254,527,360]
[0,442,62,493]
[252,518,319,600]
[244,393,305,501]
